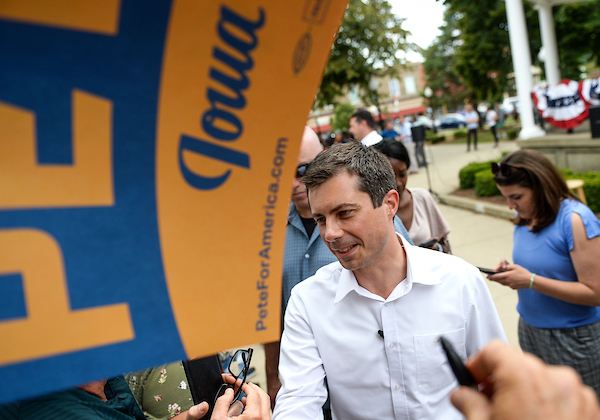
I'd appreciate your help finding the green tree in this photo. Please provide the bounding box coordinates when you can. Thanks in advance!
[554,2,600,80]
[422,8,471,113]
[424,0,542,107]
[330,103,355,132]
[450,0,513,103]
[315,0,413,108]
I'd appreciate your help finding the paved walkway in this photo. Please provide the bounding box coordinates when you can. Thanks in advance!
[413,138,521,344]
[245,139,523,392]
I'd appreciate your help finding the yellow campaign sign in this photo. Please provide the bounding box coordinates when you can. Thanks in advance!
[0,0,347,404]
[157,0,346,356]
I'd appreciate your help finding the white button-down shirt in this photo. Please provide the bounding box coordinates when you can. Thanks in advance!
[273,234,507,420]
[360,130,382,147]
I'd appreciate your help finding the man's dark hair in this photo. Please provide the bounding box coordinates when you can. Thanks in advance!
[302,141,397,208]
[493,149,578,232]
[373,138,411,168]
[351,109,375,129]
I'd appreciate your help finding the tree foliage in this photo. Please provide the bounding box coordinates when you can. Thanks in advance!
[554,2,600,80]
[331,103,355,132]
[425,0,599,110]
[432,0,540,105]
[450,0,514,103]
[314,0,412,108]
[422,8,470,113]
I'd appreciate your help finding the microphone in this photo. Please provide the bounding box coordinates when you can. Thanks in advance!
[378,330,384,339]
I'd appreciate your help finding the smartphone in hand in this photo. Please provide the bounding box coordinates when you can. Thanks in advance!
[419,238,438,248]
[183,355,224,419]
[477,267,500,275]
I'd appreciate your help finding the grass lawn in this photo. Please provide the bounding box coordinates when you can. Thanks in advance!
[432,121,520,146]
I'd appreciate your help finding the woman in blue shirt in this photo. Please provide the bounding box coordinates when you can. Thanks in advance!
[487,149,600,398]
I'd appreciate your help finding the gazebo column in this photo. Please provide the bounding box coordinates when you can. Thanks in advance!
[537,2,561,85]
[505,0,546,139]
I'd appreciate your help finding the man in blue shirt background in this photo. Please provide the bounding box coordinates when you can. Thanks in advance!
[264,127,338,410]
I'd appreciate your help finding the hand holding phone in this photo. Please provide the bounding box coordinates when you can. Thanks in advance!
[419,238,438,248]
[183,355,224,419]
[477,267,500,275]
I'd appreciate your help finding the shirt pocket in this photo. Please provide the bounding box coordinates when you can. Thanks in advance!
[414,329,465,395]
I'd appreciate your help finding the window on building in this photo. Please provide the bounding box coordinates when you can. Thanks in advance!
[348,85,360,105]
[388,79,401,97]
[404,76,416,94]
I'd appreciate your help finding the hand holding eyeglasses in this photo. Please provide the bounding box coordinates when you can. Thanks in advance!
[185,381,270,420]
[185,348,270,420]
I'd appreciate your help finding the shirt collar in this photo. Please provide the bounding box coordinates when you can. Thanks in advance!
[334,233,442,303]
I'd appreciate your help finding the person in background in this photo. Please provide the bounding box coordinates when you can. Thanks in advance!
[380,119,399,140]
[485,105,499,148]
[398,114,419,174]
[464,104,479,152]
[126,362,194,420]
[451,340,600,420]
[374,138,452,253]
[348,109,382,147]
[1,374,270,420]
[487,149,600,398]
[263,127,337,415]
[412,114,427,168]
[332,131,352,147]
[494,102,506,135]
[273,142,506,420]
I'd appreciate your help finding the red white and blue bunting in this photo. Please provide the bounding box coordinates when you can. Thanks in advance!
[532,78,600,130]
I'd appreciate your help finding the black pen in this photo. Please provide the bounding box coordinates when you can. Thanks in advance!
[439,336,477,388]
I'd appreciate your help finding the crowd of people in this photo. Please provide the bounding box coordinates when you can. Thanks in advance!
[3,108,600,420]
[322,103,508,154]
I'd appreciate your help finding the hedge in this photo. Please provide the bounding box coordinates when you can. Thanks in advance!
[458,161,493,189]
[454,128,468,138]
[474,170,501,196]
[561,170,600,214]
[458,165,600,214]
[430,135,446,144]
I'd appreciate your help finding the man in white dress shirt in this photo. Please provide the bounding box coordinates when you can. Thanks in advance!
[272,142,507,420]
[348,109,382,147]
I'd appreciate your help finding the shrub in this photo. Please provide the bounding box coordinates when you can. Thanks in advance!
[459,161,492,189]
[583,177,600,214]
[454,128,468,138]
[507,129,517,139]
[474,170,501,196]
[559,168,575,178]
[430,135,446,144]
[563,171,600,214]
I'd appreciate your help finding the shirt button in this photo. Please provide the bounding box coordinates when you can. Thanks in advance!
[304,253,310,258]
[389,343,395,349]
[384,303,388,307]
[395,385,400,391]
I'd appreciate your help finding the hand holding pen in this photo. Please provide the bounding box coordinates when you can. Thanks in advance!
[443,339,600,420]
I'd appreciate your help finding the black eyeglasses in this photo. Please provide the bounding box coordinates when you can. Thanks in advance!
[296,162,311,178]
[214,348,253,406]
[491,162,522,177]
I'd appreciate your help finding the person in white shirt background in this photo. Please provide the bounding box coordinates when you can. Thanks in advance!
[485,105,499,148]
[347,109,382,147]
[397,114,419,174]
[464,104,479,152]
[272,141,507,420]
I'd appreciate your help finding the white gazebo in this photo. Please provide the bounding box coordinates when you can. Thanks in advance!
[504,0,592,139]
[506,0,600,172]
